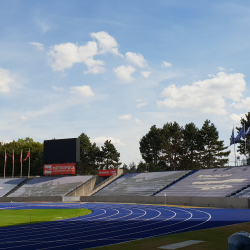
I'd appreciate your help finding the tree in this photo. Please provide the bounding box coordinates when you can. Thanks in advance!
[139,125,162,170]
[0,138,44,176]
[101,140,121,169]
[182,122,203,170]
[160,122,184,171]
[128,161,136,171]
[77,133,101,175]
[199,120,230,168]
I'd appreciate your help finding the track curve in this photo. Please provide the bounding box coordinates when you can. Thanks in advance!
[0,202,249,249]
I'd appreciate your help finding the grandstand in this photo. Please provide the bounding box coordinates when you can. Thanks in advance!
[233,186,250,198]
[0,178,26,197]
[8,176,94,197]
[94,171,190,196]
[156,166,250,197]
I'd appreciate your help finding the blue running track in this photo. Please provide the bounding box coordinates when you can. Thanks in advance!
[0,202,250,249]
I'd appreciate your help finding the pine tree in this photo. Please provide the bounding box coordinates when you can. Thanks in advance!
[160,122,184,171]
[139,125,162,170]
[101,140,121,169]
[182,122,202,170]
[77,133,101,175]
[199,120,230,168]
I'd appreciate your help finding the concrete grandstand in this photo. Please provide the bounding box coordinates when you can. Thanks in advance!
[8,176,94,197]
[0,178,26,197]
[156,166,250,197]
[94,171,190,196]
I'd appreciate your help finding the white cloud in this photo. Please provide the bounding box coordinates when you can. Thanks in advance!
[20,115,28,120]
[162,61,172,68]
[48,41,104,72]
[218,66,225,71]
[230,113,246,125]
[29,42,44,51]
[135,118,142,124]
[0,68,14,93]
[91,31,123,57]
[125,52,146,67]
[52,86,64,91]
[230,68,234,71]
[114,65,136,82]
[157,72,246,115]
[70,85,95,97]
[231,97,250,109]
[136,99,142,102]
[36,19,53,33]
[49,31,123,73]
[91,137,125,146]
[119,114,132,120]
[137,103,147,108]
[83,66,106,74]
[141,71,151,78]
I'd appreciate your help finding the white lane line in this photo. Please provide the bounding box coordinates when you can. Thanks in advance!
[0,207,149,245]
[0,208,108,234]
[0,206,146,238]
[77,207,211,250]
[0,206,167,249]
[37,207,177,250]
[0,204,121,234]
[0,207,136,241]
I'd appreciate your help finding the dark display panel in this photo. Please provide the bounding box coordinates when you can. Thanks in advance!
[43,138,80,164]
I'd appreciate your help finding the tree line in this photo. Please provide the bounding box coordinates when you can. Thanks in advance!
[0,119,231,176]
[0,134,122,176]
[138,119,230,171]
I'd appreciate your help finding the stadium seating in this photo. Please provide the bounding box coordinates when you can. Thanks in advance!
[156,166,250,197]
[0,178,26,197]
[8,176,94,197]
[94,171,190,196]
[233,186,250,198]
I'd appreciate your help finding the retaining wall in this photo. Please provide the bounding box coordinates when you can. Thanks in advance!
[0,196,62,202]
[80,196,250,209]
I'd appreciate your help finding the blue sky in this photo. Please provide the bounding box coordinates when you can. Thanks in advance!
[1,0,250,165]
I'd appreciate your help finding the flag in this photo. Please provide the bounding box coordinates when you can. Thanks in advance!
[235,125,245,142]
[23,150,30,161]
[12,150,14,164]
[20,151,22,163]
[246,126,250,135]
[230,128,235,146]
[4,151,7,163]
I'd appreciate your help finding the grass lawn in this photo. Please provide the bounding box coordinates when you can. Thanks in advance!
[0,208,92,227]
[90,221,250,250]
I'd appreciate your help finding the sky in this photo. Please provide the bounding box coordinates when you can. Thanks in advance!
[0,0,250,165]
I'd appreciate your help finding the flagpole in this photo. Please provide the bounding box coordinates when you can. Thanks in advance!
[28,148,30,178]
[12,149,14,178]
[233,125,236,166]
[4,149,6,178]
[20,149,22,178]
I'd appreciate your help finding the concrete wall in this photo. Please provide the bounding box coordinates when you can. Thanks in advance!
[0,196,62,202]
[67,176,98,197]
[80,195,250,209]
[67,170,125,197]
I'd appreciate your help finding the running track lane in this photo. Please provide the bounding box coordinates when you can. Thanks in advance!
[0,203,250,249]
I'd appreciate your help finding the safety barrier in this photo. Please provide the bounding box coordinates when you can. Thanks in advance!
[0,196,62,202]
[80,195,250,209]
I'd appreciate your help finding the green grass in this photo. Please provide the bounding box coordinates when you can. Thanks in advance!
[0,208,92,227]
[89,221,250,250]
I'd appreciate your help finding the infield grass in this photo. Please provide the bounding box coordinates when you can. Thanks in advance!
[0,208,92,227]
[89,221,250,250]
